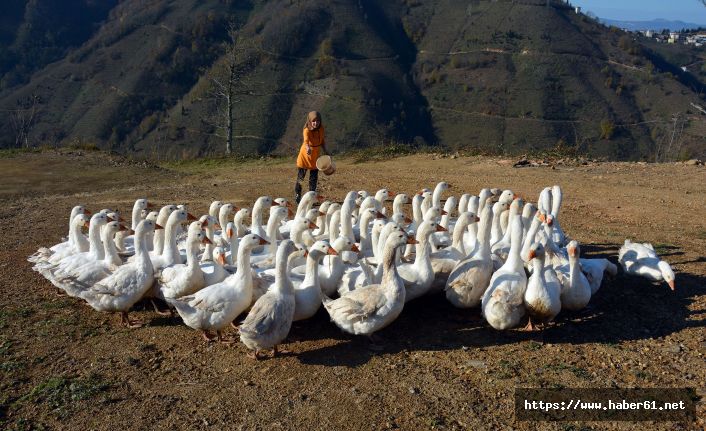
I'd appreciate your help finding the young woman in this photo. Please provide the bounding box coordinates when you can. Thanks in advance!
[295,111,329,203]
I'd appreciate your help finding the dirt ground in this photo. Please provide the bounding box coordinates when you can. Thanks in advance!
[0,150,704,430]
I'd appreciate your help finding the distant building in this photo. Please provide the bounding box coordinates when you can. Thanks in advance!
[668,32,680,43]
[574,6,581,14]
[643,30,653,38]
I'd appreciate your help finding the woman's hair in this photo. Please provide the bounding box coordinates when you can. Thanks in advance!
[304,111,322,130]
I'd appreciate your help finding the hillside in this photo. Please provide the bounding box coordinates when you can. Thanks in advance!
[0,0,704,160]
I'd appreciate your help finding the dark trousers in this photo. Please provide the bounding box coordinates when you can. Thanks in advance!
[295,168,318,203]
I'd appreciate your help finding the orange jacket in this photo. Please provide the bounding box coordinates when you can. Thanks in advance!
[296,126,325,170]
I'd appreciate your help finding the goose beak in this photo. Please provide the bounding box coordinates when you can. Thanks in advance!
[316,195,325,202]
[303,250,309,258]
[546,218,554,226]
[513,194,518,200]
[416,190,424,196]
[83,209,92,215]
[388,191,396,198]
[404,216,412,224]
[319,210,326,216]
[258,236,269,245]
[83,221,90,228]
[187,213,197,221]
[436,225,448,232]
[129,229,135,235]
[528,250,537,260]
[146,202,155,209]
[107,216,115,222]
[351,244,360,253]
[667,280,675,291]
[202,237,212,245]
[217,254,227,265]
[118,216,125,222]
[441,210,448,215]
[327,247,338,256]
[155,224,164,230]
[215,223,222,230]
[119,224,128,231]
[226,228,233,239]
[201,219,209,227]
[475,216,481,222]
[407,236,419,244]
[309,222,319,230]
[376,211,387,219]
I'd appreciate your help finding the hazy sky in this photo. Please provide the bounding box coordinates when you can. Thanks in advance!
[571,0,706,24]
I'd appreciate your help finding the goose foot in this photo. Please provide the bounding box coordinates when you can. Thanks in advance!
[247,350,264,360]
[217,331,236,344]
[230,321,239,330]
[120,312,143,329]
[150,299,172,316]
[271,345,291,357]
[522,317,538,332]
[202,331,216,342]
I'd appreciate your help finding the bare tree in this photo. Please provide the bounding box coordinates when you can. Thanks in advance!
[204,24,254,155]
[10,94,40,148]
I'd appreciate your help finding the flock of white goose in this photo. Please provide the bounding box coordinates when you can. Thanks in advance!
[28,183,676,358]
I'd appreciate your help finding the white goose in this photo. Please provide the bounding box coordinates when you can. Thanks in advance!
[28,205,89,264]
[445,205,494,308]
[558,241,592,311]
[492,197,523,260]
[549,185,568,246]
[214,203,236,246]
[116,198,153,253]
[399,220,445,302]
[79,219,161,328]
[291,236,359,297]
[44,212,110,279]
[32,213,90,270]
[250,206,290,268]
[233,208,250,237]
[55,221,127,297]
[280,191,318,239]
[618,239,675,290]
[240,240,299,359]
[153,205,177,255]
[157,225,211,299]
[323,231,416,340]
[481,216,527,330]
[168,234,267,341]
[523,243,561,330]
[293,240,337,321]
[429,212,479,291]
[251,196,273,239]
[580,258,618,294]
[202,246,229,286]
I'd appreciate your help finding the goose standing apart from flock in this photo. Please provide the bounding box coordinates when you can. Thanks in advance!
[619,240,675,290]
[30,180,678,350]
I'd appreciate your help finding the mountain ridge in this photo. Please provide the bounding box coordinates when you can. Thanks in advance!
[0,0,704,161]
